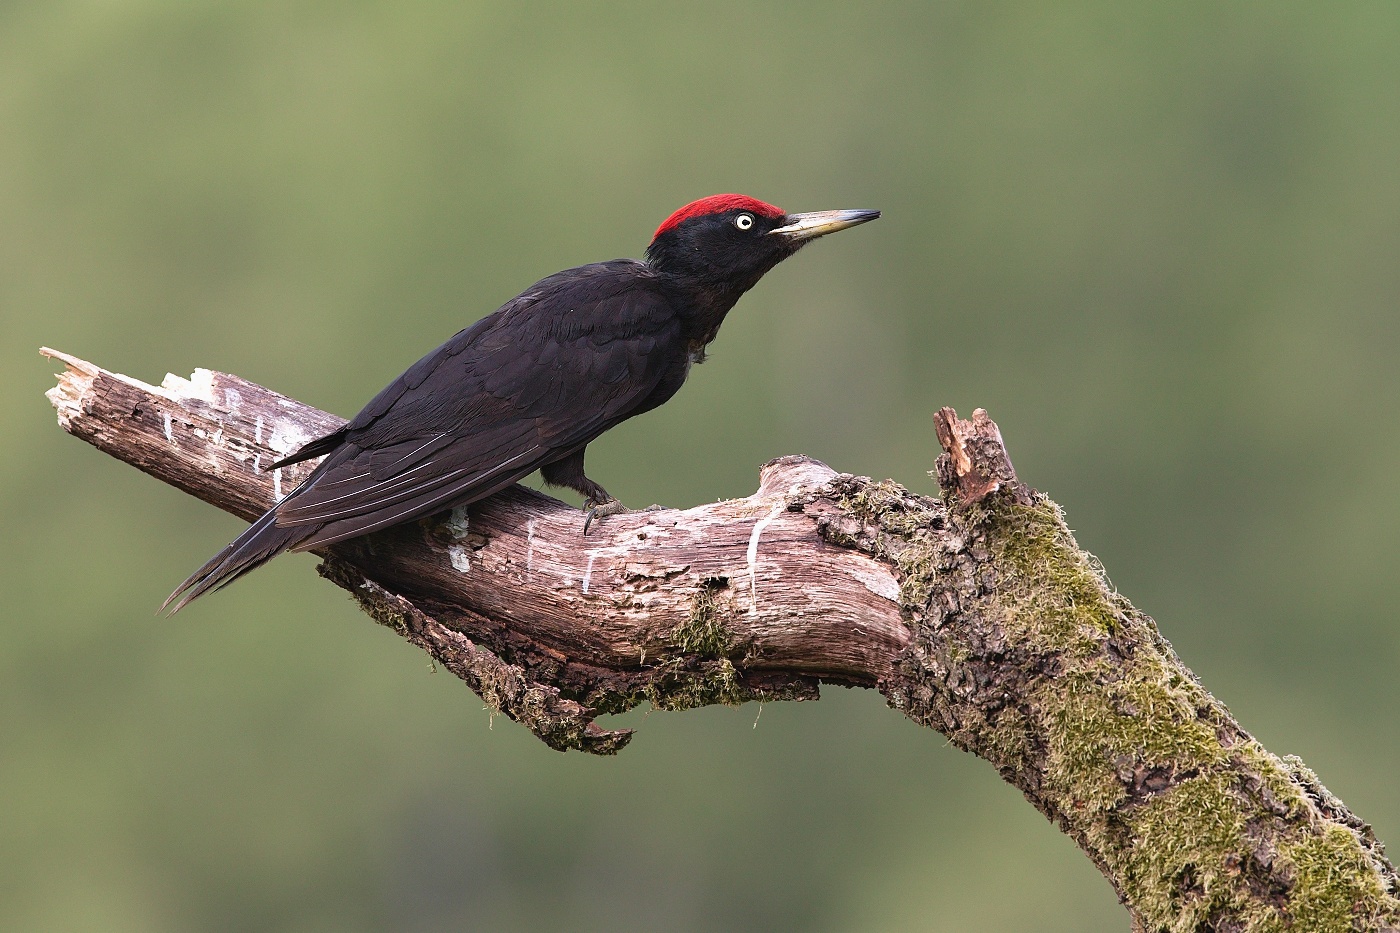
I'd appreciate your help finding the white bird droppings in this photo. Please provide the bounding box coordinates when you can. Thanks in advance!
[159,368,217,404]
[746,502,785,613]
[265,422,310,457]
[443,505,471,539]
[448,545,471,573]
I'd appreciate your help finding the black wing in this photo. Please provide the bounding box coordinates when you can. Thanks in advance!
[276,260,681,549]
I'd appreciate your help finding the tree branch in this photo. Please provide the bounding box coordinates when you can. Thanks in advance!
[42,347,1400,931]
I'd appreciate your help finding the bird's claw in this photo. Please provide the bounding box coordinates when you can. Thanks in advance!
[582,498,629,535]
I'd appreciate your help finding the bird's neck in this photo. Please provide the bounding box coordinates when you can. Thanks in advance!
[670,277,751,347]
[647,259,767,348]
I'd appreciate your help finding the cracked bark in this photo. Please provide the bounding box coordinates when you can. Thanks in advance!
[42,348,1400,932]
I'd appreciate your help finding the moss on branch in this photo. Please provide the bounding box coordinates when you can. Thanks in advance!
[886,490,1400,931]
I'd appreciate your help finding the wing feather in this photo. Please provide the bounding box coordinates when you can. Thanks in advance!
[269,261,682,541]
[289,449,543,550]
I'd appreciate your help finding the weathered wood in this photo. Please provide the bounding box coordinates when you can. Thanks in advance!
[42,347,1400,931]
[40,347,900,747]
[933,406,1025,505]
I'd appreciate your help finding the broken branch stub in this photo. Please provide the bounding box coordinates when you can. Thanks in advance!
[933,406,1027,506]
[42,348,1400,931]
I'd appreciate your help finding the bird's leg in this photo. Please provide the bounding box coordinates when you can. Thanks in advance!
[541,448,627,535]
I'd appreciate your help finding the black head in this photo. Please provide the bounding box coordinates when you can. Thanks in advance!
[645,194,879,302]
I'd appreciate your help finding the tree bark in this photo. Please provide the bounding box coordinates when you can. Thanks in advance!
[42,347,1400,932]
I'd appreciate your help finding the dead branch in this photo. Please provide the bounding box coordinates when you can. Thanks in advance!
[42,347,1400,931]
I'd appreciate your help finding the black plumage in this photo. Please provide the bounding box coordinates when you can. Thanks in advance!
[165,195,878,612]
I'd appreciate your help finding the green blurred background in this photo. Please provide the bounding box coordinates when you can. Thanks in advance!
[5,3,1399,930]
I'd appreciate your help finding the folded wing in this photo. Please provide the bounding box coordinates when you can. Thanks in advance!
[275,266,679,549]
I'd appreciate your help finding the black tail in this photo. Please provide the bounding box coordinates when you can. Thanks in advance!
[162,508,317,614]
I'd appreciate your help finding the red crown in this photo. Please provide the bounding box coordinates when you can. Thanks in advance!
[653,194,785,240]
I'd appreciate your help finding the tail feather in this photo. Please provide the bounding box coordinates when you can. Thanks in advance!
[162,509,317,614]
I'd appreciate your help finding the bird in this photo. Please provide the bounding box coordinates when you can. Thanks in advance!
[164,194,879,612]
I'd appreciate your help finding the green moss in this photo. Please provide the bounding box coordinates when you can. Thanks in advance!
[894,545,938,612]
[977,499,1236,803]
[960,497,1400,929]
[986,499,1121,646]
[826,471,1400,928]
[580,576,806,716]
[1049,673,1227,808]
[589,581,749,713]
[359,594,410,635]
[978,501,1245,925]
[839,478,929,536]
[1122,771,1251,928]
[1107,743,1353,931]
[1284,826,1392,931]
[645,658,747,711]
[979,704,1034,773]
[672,579,732,657]
[832,477,943,613]
[333,574,415,637]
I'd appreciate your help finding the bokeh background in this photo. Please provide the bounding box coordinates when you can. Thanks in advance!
[5,3,1399,930]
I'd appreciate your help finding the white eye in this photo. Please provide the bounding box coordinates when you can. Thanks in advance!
[735,213,754,230]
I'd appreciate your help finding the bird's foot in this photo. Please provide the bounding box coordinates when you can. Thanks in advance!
[582,497,630,535]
